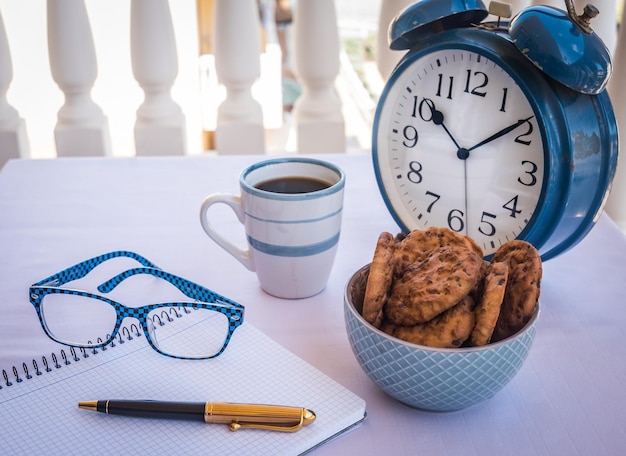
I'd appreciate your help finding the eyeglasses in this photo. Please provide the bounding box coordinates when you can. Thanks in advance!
[29,251,245,360]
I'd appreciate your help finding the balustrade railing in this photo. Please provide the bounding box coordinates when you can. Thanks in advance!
[0,0,624,230]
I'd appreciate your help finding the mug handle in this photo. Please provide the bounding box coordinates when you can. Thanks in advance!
[199,193,255,271]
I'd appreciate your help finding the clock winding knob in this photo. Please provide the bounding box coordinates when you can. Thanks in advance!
[581,4,599,20]
[488,1,512,18]
[565,0,599,34]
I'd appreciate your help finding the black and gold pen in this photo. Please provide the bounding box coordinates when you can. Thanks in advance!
[78,400,316,432]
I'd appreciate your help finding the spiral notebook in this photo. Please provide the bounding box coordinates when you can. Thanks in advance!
[0,323,366,455]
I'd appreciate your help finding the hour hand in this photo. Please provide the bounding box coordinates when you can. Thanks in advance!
[426,100,462,150]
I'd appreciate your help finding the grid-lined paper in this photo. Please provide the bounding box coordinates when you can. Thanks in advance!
[0,324,366,455]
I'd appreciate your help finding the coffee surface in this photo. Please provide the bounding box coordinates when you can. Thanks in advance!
[255,176,331,194]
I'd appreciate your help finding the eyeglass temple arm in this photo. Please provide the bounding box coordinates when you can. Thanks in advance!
[98,268,242,308]
[32,251,160,287]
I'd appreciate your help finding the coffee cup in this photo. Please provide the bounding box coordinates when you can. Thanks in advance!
[199,157,345,299]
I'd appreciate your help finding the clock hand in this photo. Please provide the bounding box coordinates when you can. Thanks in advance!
[466,116,535,153]
[426,100,462,150]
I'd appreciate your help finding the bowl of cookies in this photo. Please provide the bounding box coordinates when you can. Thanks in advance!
[344,228,541,412]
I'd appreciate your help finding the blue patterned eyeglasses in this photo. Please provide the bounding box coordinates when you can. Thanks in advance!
[29,251,245,360]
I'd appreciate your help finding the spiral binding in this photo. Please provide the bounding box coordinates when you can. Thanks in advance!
[0,323,143,390]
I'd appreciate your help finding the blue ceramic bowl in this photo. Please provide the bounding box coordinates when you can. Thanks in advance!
[344,264,539,411]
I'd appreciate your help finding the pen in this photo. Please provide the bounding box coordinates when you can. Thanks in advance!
[78,400,316,432]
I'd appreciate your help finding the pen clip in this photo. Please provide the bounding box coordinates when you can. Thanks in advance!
[228,415,307,432]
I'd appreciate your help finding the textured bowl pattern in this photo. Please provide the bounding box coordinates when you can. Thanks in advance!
[344,264,538,411]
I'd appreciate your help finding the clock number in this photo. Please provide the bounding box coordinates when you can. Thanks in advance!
[503,195,522,218]
[464,70,488,97]
[410,95,419,118]
[518,160,538,186]
[402,125,419,148]
[500,87,508,112]
[425,191,440,212]
[411,96,436,122]
[436,74,454,99]
[447,209,465,232]
[407,161,423,183]
[514,119,534,145]
[478,212,497,236]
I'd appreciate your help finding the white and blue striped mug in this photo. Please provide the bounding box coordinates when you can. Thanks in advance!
[200,158,345,299]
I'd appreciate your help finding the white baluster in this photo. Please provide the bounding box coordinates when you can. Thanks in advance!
[0,8,28,166]
[213,0,265,155]
[258,0,284,131]
[376,0,414,80]
[530,0,564,8]
[131,0,186,156]
[47,0,110,156]
[293,0,345,154]
[605,4,626,231]
[508,1,532,14]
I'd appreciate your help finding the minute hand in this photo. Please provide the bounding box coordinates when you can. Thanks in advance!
[467,116,534,152]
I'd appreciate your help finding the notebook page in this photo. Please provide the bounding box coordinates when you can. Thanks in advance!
[0,324,366,455]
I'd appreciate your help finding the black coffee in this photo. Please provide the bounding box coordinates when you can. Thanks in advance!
[255,176,332,194]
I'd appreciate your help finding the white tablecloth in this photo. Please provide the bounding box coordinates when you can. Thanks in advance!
[1,155,626,455]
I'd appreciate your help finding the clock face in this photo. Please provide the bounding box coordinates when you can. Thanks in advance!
[374,48,546,256]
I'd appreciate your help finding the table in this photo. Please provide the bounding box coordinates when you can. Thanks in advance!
[1,155,626,455]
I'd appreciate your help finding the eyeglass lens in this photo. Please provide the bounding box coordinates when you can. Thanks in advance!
[147,306,230,358]
[40,293,231,358]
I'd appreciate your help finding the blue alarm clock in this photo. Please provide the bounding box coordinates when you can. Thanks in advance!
[372,0,618,259]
